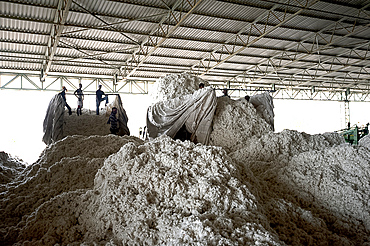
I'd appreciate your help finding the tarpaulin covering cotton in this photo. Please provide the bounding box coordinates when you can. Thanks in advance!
[147,86,216,145]
[42,94,65,145]
[250,92,275,131]
[108,95,130,136]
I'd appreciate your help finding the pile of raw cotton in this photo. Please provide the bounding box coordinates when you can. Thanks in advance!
[2,131,369,245]
[1,73,369,245]
[209,96,272,152]
[0,135,143,244]
[151,72,209,103]
[1,135,284,245]
[359,133,370,149]
[63,108,111,137]
[229,129,370,245]
[201,86,369,244]
[0,151,26,185]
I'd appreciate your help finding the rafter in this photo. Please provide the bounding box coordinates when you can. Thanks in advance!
[192,0,320,77]
[228,1,370,86]
[1,0,370,95]
[3,20,369,69]
[123,0,204,79]
[41,0,72,81]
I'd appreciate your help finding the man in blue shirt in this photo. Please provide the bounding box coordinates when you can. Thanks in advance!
[96,85,108,115]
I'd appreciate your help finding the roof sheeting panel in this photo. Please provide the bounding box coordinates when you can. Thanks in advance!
[162,38,215,52]
[172,27,231,46]
[50,64,115,75]
[62,28,141,46]
[0,1,55,22]
[145,56,193,67]
[0,0,369,92]
[66,11,106,28]
[196,0,268,23]
[132,70,167,78]
[97,52,130,62]
[0,30,48,47]
[153,47,206,60]
[71,0,165,22]
[307,1,365,21]
[182,14,248,34]
[0,60,41,71]
[0,18,51,38]
[0,42,44,55]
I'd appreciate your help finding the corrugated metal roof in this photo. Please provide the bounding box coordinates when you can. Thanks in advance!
[0,0,369,92]
[196,0,267,22]
[0,1,55,22]
[153,47,206,60]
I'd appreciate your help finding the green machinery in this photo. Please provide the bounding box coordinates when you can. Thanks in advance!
[338,123,369,145]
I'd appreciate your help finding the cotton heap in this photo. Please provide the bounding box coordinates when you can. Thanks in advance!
[0,135,143,244]
[359,133,370,149]
[44,94,130,143]
[1,73,370,245]
[1,135,283,245]
[64,96,130,137]
[151,72,209,103]
[209,96,272,152]
[232,129,370,245]
[63,109,112,136]
[0,151,26,185]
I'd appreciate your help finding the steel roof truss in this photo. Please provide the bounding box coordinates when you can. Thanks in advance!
[123,0,204,79]
[228,1,370,85]
[42,0,72,81]
[192,0,320,76]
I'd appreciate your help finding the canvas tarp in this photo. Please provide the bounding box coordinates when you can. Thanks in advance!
[42,94,65,145]
[147,87,217,145]
[107,95,130,136]
[250,92,275,131]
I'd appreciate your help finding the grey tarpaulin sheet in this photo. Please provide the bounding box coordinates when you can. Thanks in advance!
[42,94,65,145]
[147,86,216,145]
[250,92,275,131]
[110,95,130,136]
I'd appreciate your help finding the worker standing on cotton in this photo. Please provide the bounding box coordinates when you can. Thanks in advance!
[59,86,72,115]
[107,107,119,135]
[74,83,84,116]
[221,89,230,98]
[96,85,108,115]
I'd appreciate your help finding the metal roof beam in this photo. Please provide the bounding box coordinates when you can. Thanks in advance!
[227,1,370,86]
[192,0,320,76]
[1,31,369,69]
[1,10,370,52]
[107,0,370,22]
[2,47,369,78]
[290,41,370,88]
[1,38,369,86]
[41,0,72,81]
[2,3,369,46]
[123,0,204,79]
[4,0,369,26]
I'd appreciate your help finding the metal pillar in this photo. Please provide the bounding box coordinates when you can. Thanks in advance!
[344,88,350,128]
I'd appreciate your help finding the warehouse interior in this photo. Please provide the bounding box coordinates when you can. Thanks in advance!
[1,0,370,245]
